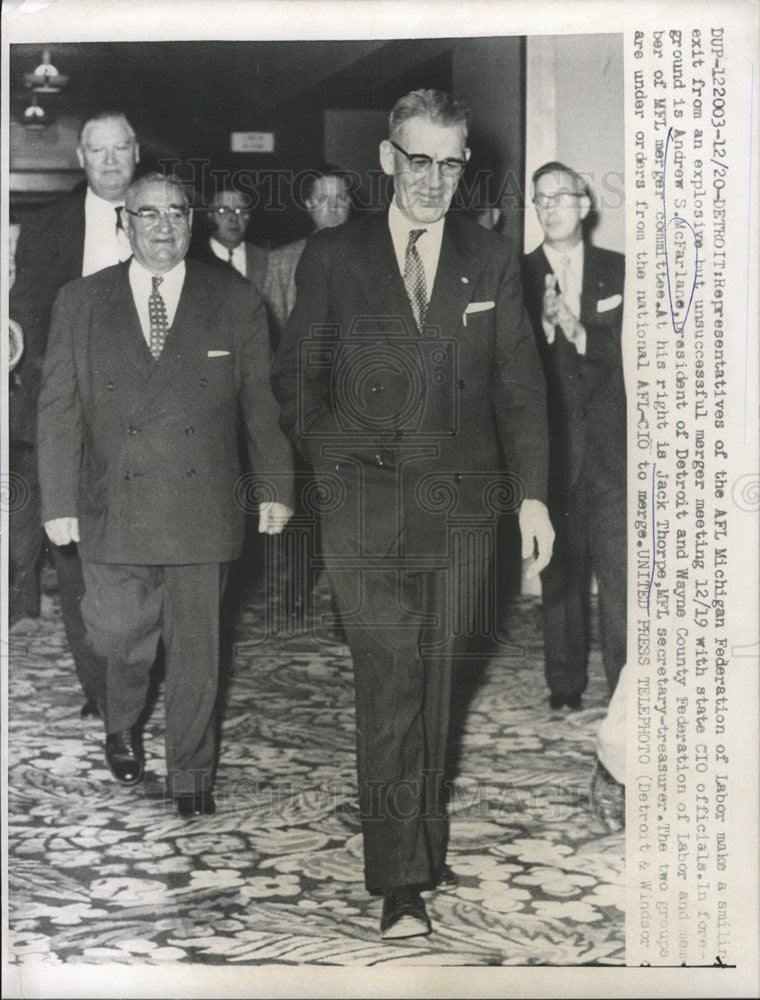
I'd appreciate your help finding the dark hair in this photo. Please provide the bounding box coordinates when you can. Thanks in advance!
[388,89,469,141]
[302,164,350,203]
[531,161,587,195]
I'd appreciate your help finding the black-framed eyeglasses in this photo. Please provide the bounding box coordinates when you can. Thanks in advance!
[211,206,249,217]
[532,191,584,209]
[123,206,191,224]
[389,140,466,178]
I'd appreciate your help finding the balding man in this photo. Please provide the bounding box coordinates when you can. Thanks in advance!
[38,173,293,817]
[10,111,140,717]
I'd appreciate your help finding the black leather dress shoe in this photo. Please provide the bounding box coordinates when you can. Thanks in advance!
[175,791,216,817]
[380,886,431,939]
[81,699,101,719]
[549,693,582,711]
[434,863,459,891]
[105,729,144,785]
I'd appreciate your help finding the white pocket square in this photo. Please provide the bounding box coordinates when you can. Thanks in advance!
[207,350,231,357]
[597,294,622,313]
[463,301,495,325]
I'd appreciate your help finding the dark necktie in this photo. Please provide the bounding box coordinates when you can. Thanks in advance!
[404,228,428,328]
[148,276,168,360]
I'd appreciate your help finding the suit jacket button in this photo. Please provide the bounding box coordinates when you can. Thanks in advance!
[187,468,197,478]
[185,426,194,435]
[371,383,384,393]
[374,454,384,467]
[124,470,132,481]
[199,378,209,387]
[454,473,463,482]
[457,380,466,390]
[106,381,115,391]
[127,426,139,436]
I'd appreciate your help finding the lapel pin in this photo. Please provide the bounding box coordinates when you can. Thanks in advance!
[461,276,469,284]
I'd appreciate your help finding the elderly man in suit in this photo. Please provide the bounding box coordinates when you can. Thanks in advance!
[272,90,553,938]
[38,173,293,817]
[188,186,268,296]
[9,111,139,716]
[264,165,351,346]
[522,161,627,710]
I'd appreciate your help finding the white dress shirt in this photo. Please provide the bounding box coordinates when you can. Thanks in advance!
[210,237,247,277]
[128,259,185,346]
[388,197,445,301]
[81,188,132,277]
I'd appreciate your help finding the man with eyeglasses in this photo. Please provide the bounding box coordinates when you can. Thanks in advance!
[9,111,140,719]
[37,173,294,817]
[189,186,269,296]
[272,90,552,939]
[522,161,627,713]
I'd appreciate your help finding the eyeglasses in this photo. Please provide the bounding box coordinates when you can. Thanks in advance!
[389,140,466,178]
[533,191,584,209]
[211,206,249,216]
[123,206,190,224]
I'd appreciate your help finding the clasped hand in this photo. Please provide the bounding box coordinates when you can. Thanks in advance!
[542,274,586,354]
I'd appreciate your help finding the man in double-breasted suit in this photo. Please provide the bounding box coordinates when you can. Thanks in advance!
[38,173,293,817]
[271,90,553,938]
[522,161,627,709]
[9,111,138,716]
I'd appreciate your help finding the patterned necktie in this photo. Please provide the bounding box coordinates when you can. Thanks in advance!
[148,276,168,360]
[404,228,428,328]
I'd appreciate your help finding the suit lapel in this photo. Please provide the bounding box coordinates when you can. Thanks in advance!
[581,244,610,325]
[350,213,420,335]
[426,215,487,337]
[99,262,152,372]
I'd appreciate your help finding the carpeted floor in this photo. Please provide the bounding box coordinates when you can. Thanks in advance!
[6,545,624,968]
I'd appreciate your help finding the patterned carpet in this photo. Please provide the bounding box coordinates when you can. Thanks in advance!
[5,538,624,970]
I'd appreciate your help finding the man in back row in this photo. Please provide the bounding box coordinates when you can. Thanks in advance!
[522,161,627,710]
[10,111,139,715]
[272,89,553,939]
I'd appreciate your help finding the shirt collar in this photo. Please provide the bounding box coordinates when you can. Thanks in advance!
[543,239,584,271]
[210,236,242,260]
[129,256,186,287]
[388,197,446,242]
[85,185,125,215]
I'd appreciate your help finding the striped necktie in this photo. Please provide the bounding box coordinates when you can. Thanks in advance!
[148,276,168,360]
[404,228,428,328]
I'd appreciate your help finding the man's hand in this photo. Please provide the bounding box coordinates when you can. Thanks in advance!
[541,273,586,354]
[258,501,293,535]
[519,499,554,579]
[44,517,80,547]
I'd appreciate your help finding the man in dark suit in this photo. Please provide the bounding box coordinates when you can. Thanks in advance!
[38,173,293,817]
[271,90,553,938]
[188,186,268,296]
[9,111,139,716]
[522,161,626,709]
